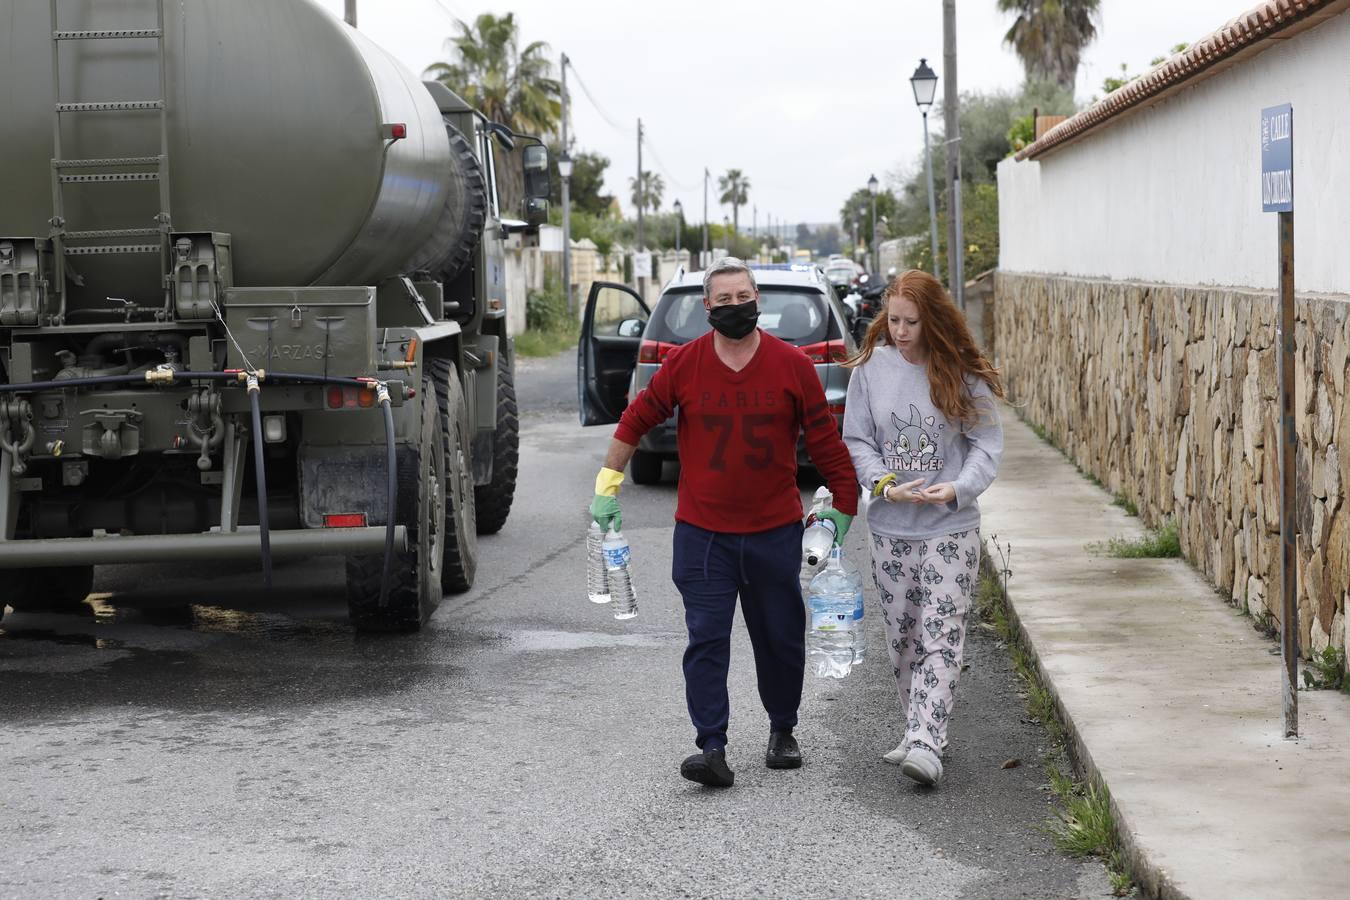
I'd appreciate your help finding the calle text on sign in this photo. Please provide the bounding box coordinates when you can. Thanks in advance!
[1261,103,1293,212]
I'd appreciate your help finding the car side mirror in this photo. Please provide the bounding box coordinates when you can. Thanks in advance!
[617,318,645,338]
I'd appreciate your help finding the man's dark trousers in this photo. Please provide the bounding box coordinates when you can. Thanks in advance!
[672,519,805,751]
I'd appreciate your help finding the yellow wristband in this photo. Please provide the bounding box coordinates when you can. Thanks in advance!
[872,472,897,498]
[595,466,625,497]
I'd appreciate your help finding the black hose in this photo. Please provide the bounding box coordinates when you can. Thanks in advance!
[247,377,272,590]
[379,394,396,608]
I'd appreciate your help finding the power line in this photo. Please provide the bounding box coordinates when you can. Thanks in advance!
[641,132,699,192]
[565,59,627,135]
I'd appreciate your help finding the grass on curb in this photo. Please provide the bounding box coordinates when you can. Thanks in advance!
[1089,521,1181,559]
[976,553,1135,896]
[517,276,579,358]
[1302,647,1350,693]
[515,327,577,358]
[1111,494,1139,517]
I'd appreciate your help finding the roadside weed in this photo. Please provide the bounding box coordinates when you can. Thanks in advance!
[1089,521,1181,558]
[1301,647,1350,692]
[1111,494,1139,517]
[975,544,1135,895]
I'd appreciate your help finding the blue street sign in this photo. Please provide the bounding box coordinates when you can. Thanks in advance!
[1261,103,1293,212]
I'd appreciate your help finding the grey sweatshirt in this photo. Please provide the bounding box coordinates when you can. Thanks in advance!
[842,347,1003,539]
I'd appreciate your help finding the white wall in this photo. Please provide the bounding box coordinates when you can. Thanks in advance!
[998,11,1350,295]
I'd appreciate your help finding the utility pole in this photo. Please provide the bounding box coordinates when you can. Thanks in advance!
[636,118,644,296]
[559,53,573,315]
[344,0,356,27]
[702,167,709,267]
[942,0,965,310]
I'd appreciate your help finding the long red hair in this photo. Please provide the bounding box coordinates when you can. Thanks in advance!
[845,269,1004,428]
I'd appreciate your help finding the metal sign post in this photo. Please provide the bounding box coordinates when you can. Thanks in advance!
[1261,102,1297,738]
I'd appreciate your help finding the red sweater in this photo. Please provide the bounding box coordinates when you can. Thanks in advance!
[614,330,859,533]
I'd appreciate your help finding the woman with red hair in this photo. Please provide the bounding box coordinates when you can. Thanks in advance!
[842,269,1005,787]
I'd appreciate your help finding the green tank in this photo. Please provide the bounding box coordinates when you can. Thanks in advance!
[0,0,547,631]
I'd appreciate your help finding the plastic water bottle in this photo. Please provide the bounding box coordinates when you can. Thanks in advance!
[806,547,865,678]
[586,521,610,604]
[801,486,836,578]
[602,527,638,620]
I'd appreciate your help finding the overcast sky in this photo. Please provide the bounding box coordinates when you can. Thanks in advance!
[315,0,1251,227]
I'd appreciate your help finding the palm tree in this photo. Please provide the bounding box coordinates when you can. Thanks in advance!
[718,169,750,234]
[425,13,561,216]
[629,171,665,214]
[997,0,1101,93]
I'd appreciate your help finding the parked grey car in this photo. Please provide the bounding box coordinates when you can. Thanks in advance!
[577,264,855,483]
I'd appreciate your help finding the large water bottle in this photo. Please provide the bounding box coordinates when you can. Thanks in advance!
[586,521,611,604]
[602,527,638,620]
[806,547,866,678]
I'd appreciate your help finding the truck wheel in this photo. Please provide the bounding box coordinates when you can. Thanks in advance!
[433,359,478,593]
[345,382,444,633]
[4,566,95,613]
[472,343,519,535]
[630,450,663,485]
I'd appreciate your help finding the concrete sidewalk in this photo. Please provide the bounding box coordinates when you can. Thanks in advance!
[980,404,1350,900]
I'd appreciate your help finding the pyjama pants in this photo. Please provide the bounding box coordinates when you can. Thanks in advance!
[672,520,805,752]
[869,528,982,756]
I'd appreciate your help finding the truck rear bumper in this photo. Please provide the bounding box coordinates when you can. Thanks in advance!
[0,526,405,567]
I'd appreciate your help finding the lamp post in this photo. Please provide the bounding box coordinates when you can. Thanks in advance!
[910,57,940,280]
[867,174,879,275]
[673,199,683,254]
[558,150,574,314]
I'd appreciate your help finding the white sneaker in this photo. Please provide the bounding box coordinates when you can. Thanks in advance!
[901,746,943,786]
[882,742,909,765]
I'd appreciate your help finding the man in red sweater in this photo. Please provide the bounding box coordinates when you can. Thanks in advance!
[590,258,858,788]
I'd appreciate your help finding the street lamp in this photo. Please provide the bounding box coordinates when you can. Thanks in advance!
[558,150,575,313]
[673,199,683,254]
[910,57,941,280]
[867,174,879,276]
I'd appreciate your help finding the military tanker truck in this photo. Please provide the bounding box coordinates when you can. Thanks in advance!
[0,0,545,631]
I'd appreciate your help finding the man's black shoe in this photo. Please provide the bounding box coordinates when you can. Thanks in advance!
[766,729,803,769]
[680,749,734,787]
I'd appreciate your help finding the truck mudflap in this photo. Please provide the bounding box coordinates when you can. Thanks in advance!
[0,526,406,567]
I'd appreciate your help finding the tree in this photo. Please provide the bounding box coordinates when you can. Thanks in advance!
[547,144,613,217]
[997,0,1102,93]
[628,171,665,215]
[717,169,750,233]
[425,13,561,217]
[839,188,898,250]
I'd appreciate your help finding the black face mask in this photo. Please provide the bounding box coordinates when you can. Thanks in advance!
[707,301,759,339]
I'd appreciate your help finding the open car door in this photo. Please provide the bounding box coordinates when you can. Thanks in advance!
[578,281,650,425]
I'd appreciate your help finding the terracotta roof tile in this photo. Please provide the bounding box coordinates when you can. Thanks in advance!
[1016,0,1348,161]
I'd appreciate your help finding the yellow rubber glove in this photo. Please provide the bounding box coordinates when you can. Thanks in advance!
[591,467,625,532]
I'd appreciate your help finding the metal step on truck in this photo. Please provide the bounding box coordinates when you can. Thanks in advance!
[0,0,546,631]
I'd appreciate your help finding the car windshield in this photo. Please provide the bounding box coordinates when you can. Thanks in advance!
[645,288,839,345]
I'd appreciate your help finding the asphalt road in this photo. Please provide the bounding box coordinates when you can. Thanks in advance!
[0,347,1113,899]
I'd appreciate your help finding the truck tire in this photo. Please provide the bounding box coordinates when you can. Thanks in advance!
[345,382,445,632]
[473,344,519,534]
[4,565,95,613]
[630,450,663,485]
[432,359,478,593]
[405,120,488,283]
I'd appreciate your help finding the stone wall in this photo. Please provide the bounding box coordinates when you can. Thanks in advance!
[993,271,1350,659]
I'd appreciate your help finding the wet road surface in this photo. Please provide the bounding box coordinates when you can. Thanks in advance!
[1,348,1113,899]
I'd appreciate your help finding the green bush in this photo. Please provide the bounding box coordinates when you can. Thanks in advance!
[525,276,569,333]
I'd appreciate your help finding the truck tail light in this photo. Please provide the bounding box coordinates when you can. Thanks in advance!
[798,340,848,364]
[326,386,377,409]
[324,513,368,528]
[638,340,679,364]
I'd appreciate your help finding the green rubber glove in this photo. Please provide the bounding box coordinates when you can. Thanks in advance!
[590,494,622,532]
[818,508,853,545]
